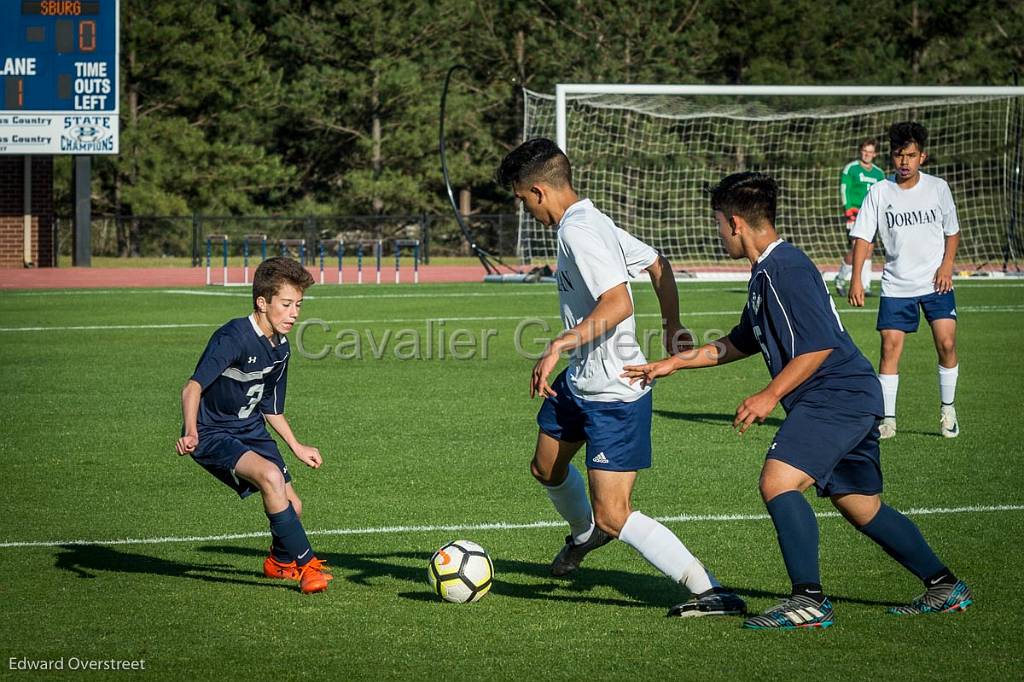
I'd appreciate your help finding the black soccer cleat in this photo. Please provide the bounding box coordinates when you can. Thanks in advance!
[550,527,613,576]
[743,595,834,629]
[668,588,747,618]
[889,579,973,615]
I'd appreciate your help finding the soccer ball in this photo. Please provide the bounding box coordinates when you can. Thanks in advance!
[427,540,494,603]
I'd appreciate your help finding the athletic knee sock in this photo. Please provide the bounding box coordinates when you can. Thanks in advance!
[619,511,717,594]
[266,503,314,567]
[271,536,290,562]
[543,465,594,544]
[878,374,899,418]
[837,262,853,281]
[861,258,872,291]
[856,504,946,583]
[766,491,822,596]
[938,364,959,406]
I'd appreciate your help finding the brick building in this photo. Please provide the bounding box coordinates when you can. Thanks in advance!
[0,156,55,268]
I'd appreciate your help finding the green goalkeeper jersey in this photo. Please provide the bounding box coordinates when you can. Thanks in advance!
[840,161,886,211]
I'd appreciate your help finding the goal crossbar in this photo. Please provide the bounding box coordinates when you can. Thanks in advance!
[556,84,1024,151]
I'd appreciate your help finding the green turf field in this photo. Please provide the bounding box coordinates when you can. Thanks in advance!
[2,281,1022,679]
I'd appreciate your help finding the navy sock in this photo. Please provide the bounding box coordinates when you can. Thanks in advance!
[270,536,290,563]
[267,503,314,567]
[766,490,821,590]
[857,503,944,583]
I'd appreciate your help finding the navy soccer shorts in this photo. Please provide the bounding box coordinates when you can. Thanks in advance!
[536,370,653,472]
[191,427,292,499]
[876,290,957,333]
[767,394,883,498]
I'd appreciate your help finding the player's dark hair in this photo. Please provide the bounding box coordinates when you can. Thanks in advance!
[889,121,928,152]
[860,137,878,150]
[707,172,777,228]
[496,138,573,190]
[252,257,315,309]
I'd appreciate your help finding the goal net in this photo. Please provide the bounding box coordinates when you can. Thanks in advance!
[518,85,1024,273]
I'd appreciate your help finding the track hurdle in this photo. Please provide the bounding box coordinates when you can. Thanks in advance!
[278,239,307,264]
[393,239,420,284]
[205,234,229,286]
[318,239,344,285]
[355,240,383,285]
[242,234,267,284]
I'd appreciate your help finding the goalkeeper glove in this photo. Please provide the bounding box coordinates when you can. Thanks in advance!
[845,207,859,225]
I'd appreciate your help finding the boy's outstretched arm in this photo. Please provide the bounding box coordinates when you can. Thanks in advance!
[263,413,322,469]
[622,335,751,387]
[734,348,833,433]
[646,253,694,354]
[176,380,202,455]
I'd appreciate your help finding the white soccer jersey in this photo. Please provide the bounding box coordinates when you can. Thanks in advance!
[850,172,960,298]
[555,199,658,403]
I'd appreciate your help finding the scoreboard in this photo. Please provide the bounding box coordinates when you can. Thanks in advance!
[0,0,119,154]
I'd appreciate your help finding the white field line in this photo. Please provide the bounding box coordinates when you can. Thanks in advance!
[1,503,1020,550]
[3,280,1023,299]
[2,304,1023,333]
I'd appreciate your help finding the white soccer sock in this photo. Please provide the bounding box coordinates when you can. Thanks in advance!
[837,262,853,281]
[878,374,899,418]
[543,465,594,544]
[861,258,872,291]
[938,364,959,405]
[619,511,716,594]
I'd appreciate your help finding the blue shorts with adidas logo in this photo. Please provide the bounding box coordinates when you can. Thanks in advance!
[877,290,957,333]
[537,370,652,472]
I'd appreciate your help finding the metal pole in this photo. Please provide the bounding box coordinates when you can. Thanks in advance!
[22,156,33,267]
[205,238,212,286]
[376,240,382,285]
[72,156,91,266]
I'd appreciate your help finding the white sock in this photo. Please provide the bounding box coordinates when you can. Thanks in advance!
[878,374,899,418]
[543,465,594,544]
[619,511,716,594]
[939,364,959,405]
[861,259,872,291]
[837,262,853,281]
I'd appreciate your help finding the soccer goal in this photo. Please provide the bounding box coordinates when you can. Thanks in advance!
[519,85,1024,275]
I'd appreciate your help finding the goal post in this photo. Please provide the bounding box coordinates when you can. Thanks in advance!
[519,84,1024,274]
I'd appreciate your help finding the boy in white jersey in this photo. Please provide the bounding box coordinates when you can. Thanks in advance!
[848,122,961,439]
[496,138,745,618]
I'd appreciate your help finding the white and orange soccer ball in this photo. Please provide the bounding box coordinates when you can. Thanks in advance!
[427,540,494,603]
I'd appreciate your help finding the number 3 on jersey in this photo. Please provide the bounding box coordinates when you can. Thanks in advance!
[239,384,264,418]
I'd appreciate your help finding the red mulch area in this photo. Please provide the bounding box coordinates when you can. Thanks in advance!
[0,265,493,290]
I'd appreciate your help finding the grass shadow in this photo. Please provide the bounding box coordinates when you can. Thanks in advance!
[655,409,784,428]
[197,544,899,609]
[54,544,287,590]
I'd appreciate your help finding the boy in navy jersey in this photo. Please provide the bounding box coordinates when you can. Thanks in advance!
[175,257,331,594]
[623,173,971,629]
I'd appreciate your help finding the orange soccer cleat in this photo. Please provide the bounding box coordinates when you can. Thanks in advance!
[299,557,332,594]
[263,555,301,581]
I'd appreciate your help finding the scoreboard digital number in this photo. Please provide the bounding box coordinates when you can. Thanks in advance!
[0,0,119,154]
